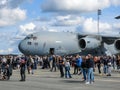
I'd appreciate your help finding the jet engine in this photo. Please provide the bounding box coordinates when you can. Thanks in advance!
[79,37,101,50]
[114,39,120,51]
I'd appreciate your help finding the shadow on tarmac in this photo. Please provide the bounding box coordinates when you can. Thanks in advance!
[0,79,21,82]
[40,76,59,78]
[60,80,85,84]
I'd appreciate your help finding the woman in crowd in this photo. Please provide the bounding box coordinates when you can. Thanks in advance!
[58,56,64,78]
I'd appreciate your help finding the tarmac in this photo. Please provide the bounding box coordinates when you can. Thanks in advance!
[0,67,120,90]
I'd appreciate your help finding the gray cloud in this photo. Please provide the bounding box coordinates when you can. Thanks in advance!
[41,0,111,13]
[0,31,19,54]
[41,0,120,14]
[0,8,26,27]
[0,0,27,27]
[0,0,25,9]
[34,17,50,22]
[52,15,85,26]
[76,18,120,35]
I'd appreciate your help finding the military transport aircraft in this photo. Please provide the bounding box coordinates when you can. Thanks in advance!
[18,31,120,56]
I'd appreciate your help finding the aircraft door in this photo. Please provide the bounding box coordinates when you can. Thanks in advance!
[49,48,55,55]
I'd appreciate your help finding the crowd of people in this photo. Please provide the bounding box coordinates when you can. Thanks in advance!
[0,54,120,84]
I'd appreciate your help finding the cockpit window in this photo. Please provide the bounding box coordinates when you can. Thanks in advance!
[25,35,37,40]
[27,42,32,45]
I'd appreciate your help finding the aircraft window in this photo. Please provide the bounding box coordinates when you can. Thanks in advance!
[25,34,37,40]
[25,37,30,39]
[58,46,62,49]
[33,37,37,40]
[27,42,32,45]
[28,37,30,39]
[87,41,90,43]
[35,42,38,46]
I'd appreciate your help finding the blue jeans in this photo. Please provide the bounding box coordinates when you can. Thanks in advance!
[65,66,72,78]
[87,68,94,82]
[82,68,87,80]
[103,65,108,74]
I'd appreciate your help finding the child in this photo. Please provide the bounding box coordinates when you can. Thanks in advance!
[65,59,72,78]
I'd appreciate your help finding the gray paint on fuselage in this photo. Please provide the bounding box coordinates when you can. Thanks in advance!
[19,31,81,55]
[18,31,120,56]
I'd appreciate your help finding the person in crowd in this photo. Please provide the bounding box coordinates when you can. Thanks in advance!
[116,55,120,70]
[50,55,57,72]
[6,56,13,80]
[19,58,26,81]
[49,55,53,69]
[1,56,7,72]
[16,56,21,69]
[102,56,108,75]
[34,55,38,69]
[71,56,76,67]
[112,55,117,70]
[46,56,50,68]
[73,55,79,75]
[42,56,47,69]
[94,56,98,68]
[12,56,17,69]
[58,56,64,78]
[30,56,34,74]
[107,56,112,76]
[81,56,87,81]
[27,56,34,74]
[96,56,102,74]
[86,54,94,84]
[77,55,83,75]
[38,56,43,68]
[65,58,72,78]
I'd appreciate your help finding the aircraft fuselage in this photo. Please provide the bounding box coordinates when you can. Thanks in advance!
[18,31,81,55]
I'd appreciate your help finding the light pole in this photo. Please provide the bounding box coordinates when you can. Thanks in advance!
[97,9,101,35]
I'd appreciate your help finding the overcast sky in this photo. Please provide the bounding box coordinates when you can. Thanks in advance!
[0,0,120,54]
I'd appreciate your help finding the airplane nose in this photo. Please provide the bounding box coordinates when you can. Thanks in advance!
[18,40,32,55]
[18,40,24,54]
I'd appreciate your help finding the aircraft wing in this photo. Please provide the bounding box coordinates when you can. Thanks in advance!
[101,35,120,44]
[77,33,120,44]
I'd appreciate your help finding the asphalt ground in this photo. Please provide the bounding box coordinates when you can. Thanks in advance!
[0,67,120,90]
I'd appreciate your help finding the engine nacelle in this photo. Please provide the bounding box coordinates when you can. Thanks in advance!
[114,39,120,51]
[79,37,101,50]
